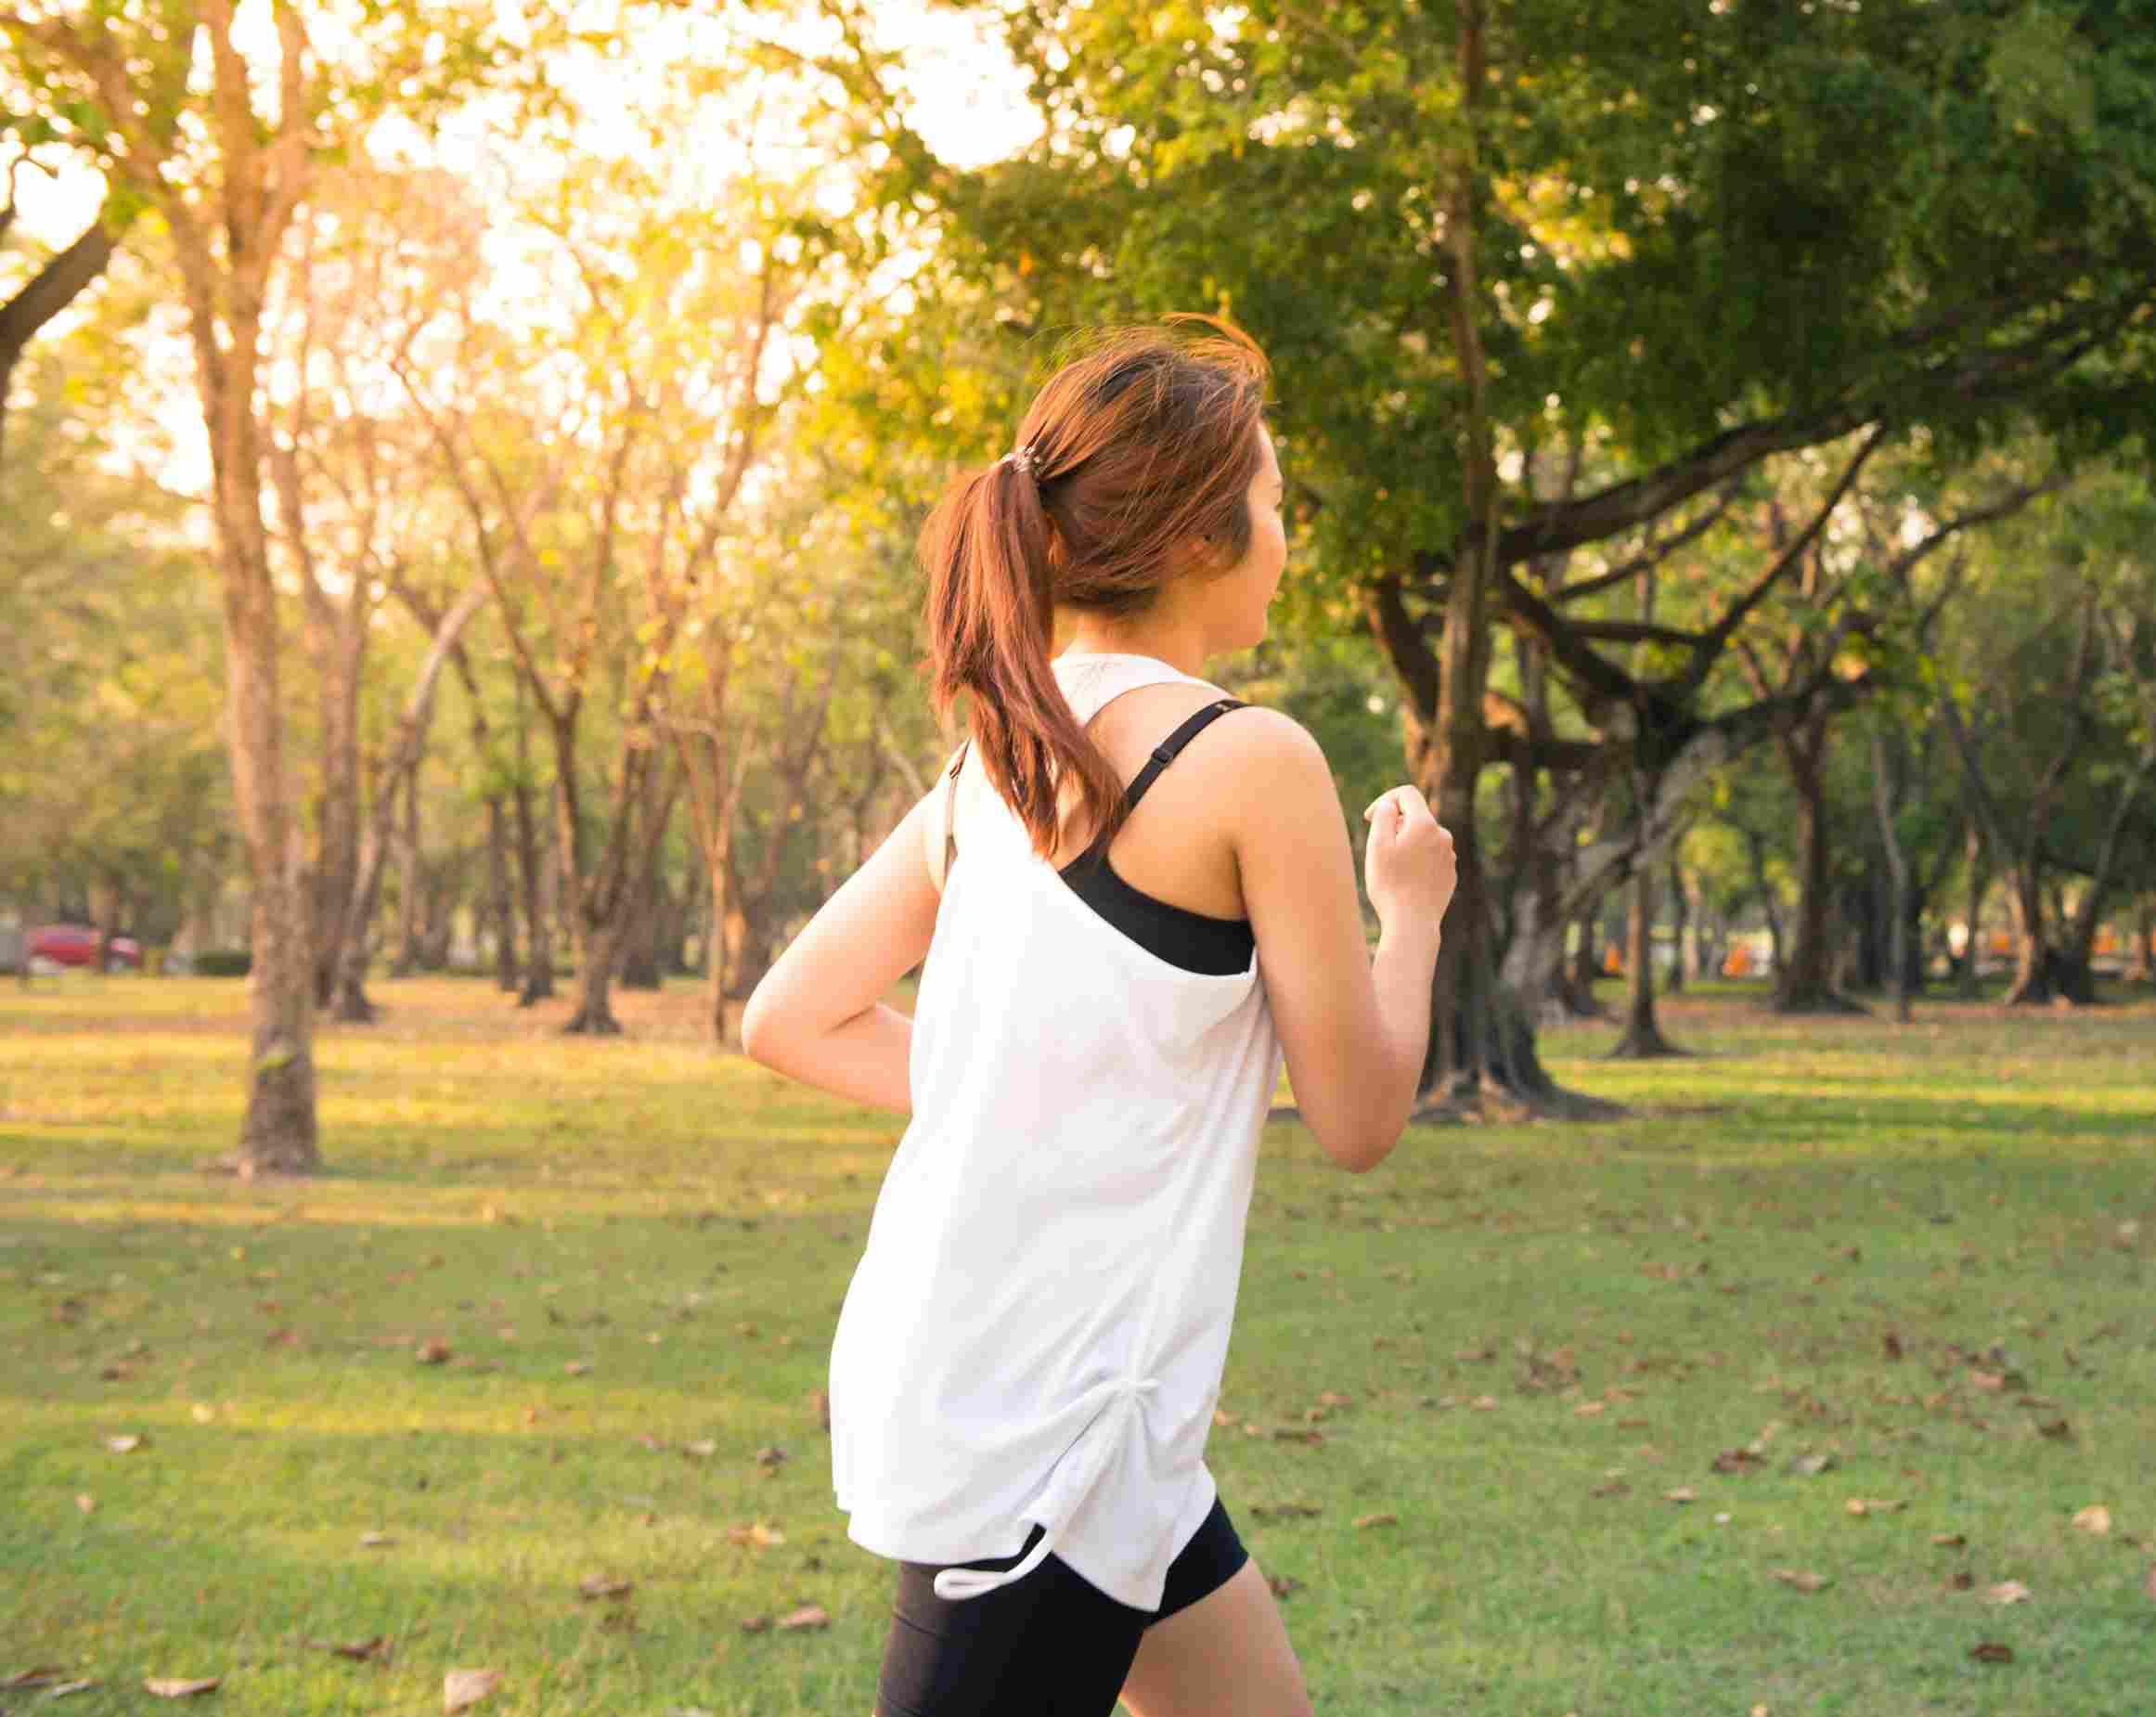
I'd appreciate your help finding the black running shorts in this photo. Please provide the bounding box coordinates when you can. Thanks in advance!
[874,1493,1250,1717]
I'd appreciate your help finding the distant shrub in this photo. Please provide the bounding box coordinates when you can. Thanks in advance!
[192,949,252,977]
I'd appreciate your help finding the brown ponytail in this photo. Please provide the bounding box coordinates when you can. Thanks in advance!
[921,316,1271,860]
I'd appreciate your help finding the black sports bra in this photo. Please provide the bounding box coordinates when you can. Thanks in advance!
[951,699,1258,976]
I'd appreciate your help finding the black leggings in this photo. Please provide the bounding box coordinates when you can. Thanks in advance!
[875,1495,1250,1717]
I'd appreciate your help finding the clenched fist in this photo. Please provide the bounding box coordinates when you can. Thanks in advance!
[1362,785,1457,932]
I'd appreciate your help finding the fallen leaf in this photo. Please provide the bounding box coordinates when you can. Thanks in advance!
[1882,1331,1904,1360]
[358,1531,395,1548]
[415,1337,451,1366]
[755,1445,788,1469]
[776,1605,829,1632]
[809,1389,831,1430]
[1249,1502,1322,1521]
[74,1493,94,1515]
[682,1439,717,1460]
[1946,1570,1975,1592]
[1969,1642,2015,1663]
[143,1678,221,1698]
[1664,1488,1698,1504]
[1844,1498,1907,1517]
[1772,1569,1832,1593]
[45,1679,97,1698]
[1469,1395,1499,1412]
[577,1576,633,1601]
[738,1616,770,1634]
[103,1434,146,1454]
[305,1637,389,1663]
[1574,1401,1607,1416]
[1352,1512,1399,1530]
[1271,1427,1324,1445]
[726,1521,785,1549]
[3,1669,72,1690]
[1932,1532,1968,1548]
[562,1361,591,1376]
[1266,1573,1303,1600]
[1314,1390,1354,1409]
[2072,1504,2111,1535]
[443,1668,500,1712]
[1711,1448,1764,1475]
[1982,1580,2033,1606]
[1788,1452,1836,1478]
[2036,1417,2072,1440]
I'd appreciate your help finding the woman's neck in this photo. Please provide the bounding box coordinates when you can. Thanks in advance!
[1058,614,1213,679]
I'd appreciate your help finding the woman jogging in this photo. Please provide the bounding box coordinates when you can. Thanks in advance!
[742,317,1456,1717]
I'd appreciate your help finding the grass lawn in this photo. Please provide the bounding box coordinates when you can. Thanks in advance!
[3,974,2152,1715]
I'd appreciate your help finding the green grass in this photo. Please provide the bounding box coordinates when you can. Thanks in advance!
[4,975,2153,1714]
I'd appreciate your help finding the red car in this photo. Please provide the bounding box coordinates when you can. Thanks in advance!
[27,924,143,970]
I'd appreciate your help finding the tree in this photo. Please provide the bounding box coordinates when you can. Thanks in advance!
[811,0,2156,1110]
[3,0,545,1173]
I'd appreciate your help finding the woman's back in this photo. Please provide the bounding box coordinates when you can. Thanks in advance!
[830,652,1283,1613]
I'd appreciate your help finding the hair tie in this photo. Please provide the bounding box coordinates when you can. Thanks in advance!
[1004,443,1038,478]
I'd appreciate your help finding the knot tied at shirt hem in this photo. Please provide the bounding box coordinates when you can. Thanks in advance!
[929,1374,1161,1602]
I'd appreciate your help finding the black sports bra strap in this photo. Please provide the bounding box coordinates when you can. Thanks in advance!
[1122,699,1248,813]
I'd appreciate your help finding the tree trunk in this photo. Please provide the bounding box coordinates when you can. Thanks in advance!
[389,765,422,977]
[2128,896,2154,987]
[1568,899,1607,1016]
[179,222,318,1174]
[511,766,554,1005]
[1667,857,1693,993]
[485,794,518,991]
[1869,728,1914,1024]
[329,584,485,1021]
[563,919,626,1035]
[1956,826,1990,996]
[1607,857,1685,1058]
[1773,738,1863,1013]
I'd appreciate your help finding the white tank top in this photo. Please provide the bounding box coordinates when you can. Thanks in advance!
[828,652,1283,1609]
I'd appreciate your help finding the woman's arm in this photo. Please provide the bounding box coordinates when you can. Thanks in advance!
[739,788,945,1113]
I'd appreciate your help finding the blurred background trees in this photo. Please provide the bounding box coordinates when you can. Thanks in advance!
[3,0,2152,1163]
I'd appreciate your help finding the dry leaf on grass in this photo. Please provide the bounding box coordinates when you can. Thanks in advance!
[304,1636,389,1662]
[45,1679,97,1698]
[357,1531,395,1548]
[1788,1452,1836,1478]
[1983,1580,2033,1606]
[577,1576,633,1601]
[725,1521,785,1549]
[739,1616,771,1633]
[682,1439,717,1460]
[1844,1498,1907,1517]
[1249,1502,1322,1521]
[776,1606,829,1632]
[1574,1401,1607,1416]
[414,1338,451,1366]
[1664,1488,1698,1504]
[1266,1573,1302,1600]
[563,1361,591,1376]
[443,1668,500,1712]
[1271,1427,1324,1446]
[144,1677,221,1698]
[2072,1504,2111,1535]
[103,1434,146,1454]
[3,1669,72,1689]
[1932,1532,1968,1548]
[1314,1390,1354,1409]
[74,1492,94,1515]
[1969,1642,2015,1664]
[755,1445,788,1469]
[1469,1395,1499,1412]
[1352,1512,1399,1530]
[1773,1569,1832,1593]
[2036,1417,2072,1440]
